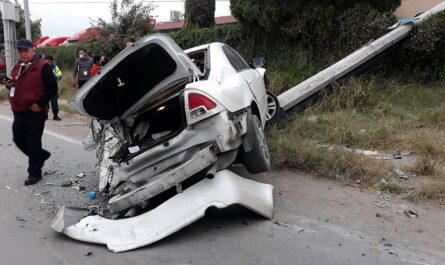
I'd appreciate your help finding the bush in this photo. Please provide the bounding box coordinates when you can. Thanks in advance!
[37,45,89,70]
[396,11,445,80]
[336,4,396,54]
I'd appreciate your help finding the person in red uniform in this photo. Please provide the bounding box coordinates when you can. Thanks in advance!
[3,39,58,185]
[90,55,103,77]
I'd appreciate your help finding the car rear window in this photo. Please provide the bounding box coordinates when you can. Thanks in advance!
[222,46,250,71]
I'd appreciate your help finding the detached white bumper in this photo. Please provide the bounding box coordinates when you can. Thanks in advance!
[51,170,274,253]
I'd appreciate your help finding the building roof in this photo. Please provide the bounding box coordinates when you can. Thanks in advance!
[155,15,238,31]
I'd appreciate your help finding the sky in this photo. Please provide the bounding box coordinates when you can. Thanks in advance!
[17,0,231,37]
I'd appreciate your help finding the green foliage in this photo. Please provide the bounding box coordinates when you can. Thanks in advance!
[36,44,89,70]
[396,12,445,81]
[229,0,400,36]
[15,1,42,42]
[337,4,395,54]
[89,0,155,57]
[184,0,215,29]
[170,24,244,49]
[0,1,42,45]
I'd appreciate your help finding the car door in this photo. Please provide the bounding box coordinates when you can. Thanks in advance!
[221,46,267,120]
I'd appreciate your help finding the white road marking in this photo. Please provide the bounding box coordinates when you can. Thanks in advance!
[0,114,83,146]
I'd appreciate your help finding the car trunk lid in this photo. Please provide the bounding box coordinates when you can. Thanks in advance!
[71,34,197,120]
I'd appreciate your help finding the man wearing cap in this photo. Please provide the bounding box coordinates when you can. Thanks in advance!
[3,39,58,185]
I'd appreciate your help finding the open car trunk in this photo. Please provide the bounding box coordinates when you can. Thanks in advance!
[128,93,186,158]
[71,34,198,120]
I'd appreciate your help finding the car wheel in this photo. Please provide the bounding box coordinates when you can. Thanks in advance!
[266,91,280,124]
[242,113,271,174]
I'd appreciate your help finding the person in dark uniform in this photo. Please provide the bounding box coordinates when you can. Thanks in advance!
[72,49,93,89]
[3,39,58,185]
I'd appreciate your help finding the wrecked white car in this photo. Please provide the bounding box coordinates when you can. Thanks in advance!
[72,34,272,214]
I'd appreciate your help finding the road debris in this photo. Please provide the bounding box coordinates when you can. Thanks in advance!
[404,210,419,218]
[401,150,413,156]
[355,149,379,157]
[16,216,27,222]
[52,170,274,253]
[61,181,72,188]
[394,168,414,180]
[393,154,403,160]
[72,183,86,191]
[5,186,11,190]
[44,170,57,176]
[307,115,319,123]
[84,248,93,256]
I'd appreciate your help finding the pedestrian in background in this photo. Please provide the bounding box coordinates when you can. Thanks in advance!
[3,39,58,186]
[90,54,104,77]
[45,55,62,121]
[72,48,93,89]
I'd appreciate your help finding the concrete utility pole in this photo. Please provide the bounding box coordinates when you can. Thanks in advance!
[23,0,31,41]
[1,0,19,75]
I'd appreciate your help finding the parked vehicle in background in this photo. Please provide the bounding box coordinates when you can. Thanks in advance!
[33,36,49,47]
[72,34,273,214]
[60,28,100,46]
[37,37,69,48]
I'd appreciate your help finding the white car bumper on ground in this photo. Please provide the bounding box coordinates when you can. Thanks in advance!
[51,170,274,253]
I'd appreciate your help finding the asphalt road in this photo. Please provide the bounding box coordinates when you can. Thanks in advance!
[0,110,444,265]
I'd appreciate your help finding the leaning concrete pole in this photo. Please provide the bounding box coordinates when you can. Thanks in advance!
[278,1,445,111]
[1,0,18,76]
[23,0,31,41]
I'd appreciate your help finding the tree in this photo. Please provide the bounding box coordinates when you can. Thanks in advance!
[15,1,42,42]
[230,0,401,33]
[90,0,155,57]
[184,0,215,29]
[0,1,42,45]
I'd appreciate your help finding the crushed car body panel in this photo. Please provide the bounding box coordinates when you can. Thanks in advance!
[107,144,218,213]
[51,170,274,253]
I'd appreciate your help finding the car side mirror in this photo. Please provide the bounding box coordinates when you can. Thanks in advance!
[251,57,266,68]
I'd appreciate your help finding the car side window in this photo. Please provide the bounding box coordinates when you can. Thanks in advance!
[222,46,250,72]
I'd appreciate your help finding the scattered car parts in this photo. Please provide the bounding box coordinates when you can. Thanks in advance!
[52,170,274,253]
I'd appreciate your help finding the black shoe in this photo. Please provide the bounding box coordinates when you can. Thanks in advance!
[53,115,61,121]
[41,150,51,167]
[25,176,42,186]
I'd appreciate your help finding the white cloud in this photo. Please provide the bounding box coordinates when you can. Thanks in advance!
[18,0,231,37]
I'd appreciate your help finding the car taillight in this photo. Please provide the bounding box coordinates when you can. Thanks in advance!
[188,93,217,119]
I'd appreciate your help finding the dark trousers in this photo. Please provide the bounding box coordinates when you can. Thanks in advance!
[50,95,59,115]
[78,79,88,89]
[12,111,50,178]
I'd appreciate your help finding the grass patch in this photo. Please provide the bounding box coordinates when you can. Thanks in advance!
[59,71,77,101]
[0,87,8,101]
[269,77,445,200]
[267,126,390,184]
[407,181,445,202]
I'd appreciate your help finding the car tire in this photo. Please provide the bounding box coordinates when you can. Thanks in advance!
[242,112,271,174]
[266,91,280,124]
